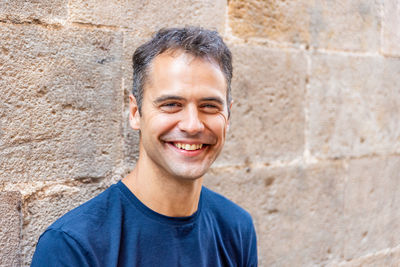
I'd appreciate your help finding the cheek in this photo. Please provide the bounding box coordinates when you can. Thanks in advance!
[147,114,179,134]
[206,114,229,139]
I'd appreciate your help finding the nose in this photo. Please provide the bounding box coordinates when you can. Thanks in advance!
[178,104,204,135]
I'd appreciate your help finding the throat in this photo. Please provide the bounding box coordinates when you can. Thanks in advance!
[122,165,203,217]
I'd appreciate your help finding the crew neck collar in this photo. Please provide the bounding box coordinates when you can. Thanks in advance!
[116,180,203,226]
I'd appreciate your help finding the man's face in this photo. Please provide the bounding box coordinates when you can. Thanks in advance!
[130,51,230,181]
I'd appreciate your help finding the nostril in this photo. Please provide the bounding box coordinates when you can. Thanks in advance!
[179,118,204,133]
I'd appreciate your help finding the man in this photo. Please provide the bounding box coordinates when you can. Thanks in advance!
[31,27,258,267]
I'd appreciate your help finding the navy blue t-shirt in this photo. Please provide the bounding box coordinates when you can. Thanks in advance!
[31,181,257,267]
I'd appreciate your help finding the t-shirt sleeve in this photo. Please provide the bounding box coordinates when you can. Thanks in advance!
[31,229,91,267]
[246,220,258,267]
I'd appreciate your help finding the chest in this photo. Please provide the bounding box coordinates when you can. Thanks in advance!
[94,217,242,267]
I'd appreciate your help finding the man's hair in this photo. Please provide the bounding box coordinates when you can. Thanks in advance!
[132,26,233,116]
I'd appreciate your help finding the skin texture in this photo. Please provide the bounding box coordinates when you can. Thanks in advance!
[122,50,231,217]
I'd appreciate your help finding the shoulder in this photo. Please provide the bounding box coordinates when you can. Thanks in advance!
[33,182,127,265]
[31,228,90,266]
[201,186,254,229]
[201,187,258,265]
[45,182,125,241]
[33,181,138,265]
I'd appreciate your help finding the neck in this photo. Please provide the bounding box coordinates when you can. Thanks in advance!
[122,157,203,217]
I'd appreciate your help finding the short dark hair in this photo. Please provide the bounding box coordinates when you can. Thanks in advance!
[132,26,233,116]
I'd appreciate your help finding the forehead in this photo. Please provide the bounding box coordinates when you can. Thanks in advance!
[144,51,227,99]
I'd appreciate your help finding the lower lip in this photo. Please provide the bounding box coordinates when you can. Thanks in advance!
[167,142,208,157]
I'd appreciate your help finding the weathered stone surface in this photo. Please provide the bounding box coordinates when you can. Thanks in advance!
[308,53,400,159]
[122,33,144,103]
[336,245,400,266]
[0,24,124,181]
[121,33,144,169]
[382,0,400,56]
[228,0,381,52]
[228,0,310,44]
[1,1,398,266]
[343,155,400,261]
[69,0,226,35]
[21,181,111,266]
[204,161,345,266]
[0,0,67,24]
[0,191,22,267]
[215,45,305,166]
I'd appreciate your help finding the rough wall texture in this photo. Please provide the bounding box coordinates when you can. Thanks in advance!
[0,0,399,266]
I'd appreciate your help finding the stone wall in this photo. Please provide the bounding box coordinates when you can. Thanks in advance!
[0,0,399,266]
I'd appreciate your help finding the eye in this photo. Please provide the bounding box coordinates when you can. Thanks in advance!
[200,103,220,113]
[160,102,182,112]
[164,103,179,107]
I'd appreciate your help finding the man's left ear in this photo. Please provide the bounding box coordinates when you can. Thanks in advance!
[129,94,141,130]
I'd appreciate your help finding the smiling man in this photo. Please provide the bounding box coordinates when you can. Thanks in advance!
[31,27,258,267]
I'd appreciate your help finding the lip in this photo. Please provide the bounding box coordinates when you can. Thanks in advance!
[163,139,211,145]
[166,142,208,157]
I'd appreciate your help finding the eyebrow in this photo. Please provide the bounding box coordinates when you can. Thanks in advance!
[199,97,225,106]
[153,95,225,105]
[153,95,185,104]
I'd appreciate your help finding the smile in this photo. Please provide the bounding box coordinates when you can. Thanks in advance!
[173,143,204,151]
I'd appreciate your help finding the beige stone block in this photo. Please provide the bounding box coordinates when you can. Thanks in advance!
[0,24,124,181]
[336,245,400,266]
[215,45,305,166]
[122,33,144,103]
[121,33,146,168]
[308,53,400,159]
[343,155,400,261]
[382,0,400,56]
[228,0,310,44]
[0,191,22,267]
[204,161,345,266]
[0,0,67,24]
[69,0,226,35]
[21,181,110,266]
[228,0,380,52]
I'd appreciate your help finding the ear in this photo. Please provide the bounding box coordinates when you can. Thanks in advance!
[129,94,141,130]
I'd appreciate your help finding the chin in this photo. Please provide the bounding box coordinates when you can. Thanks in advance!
[170,166,209,181]
[158,152,220,181]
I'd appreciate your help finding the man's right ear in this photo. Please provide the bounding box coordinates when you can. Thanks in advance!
[129,95,141,130]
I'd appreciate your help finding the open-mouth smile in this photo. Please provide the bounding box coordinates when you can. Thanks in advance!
[166,142,210,156]
[173,143,204,151]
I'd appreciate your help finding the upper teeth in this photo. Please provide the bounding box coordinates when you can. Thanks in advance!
[174,143,203,150]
